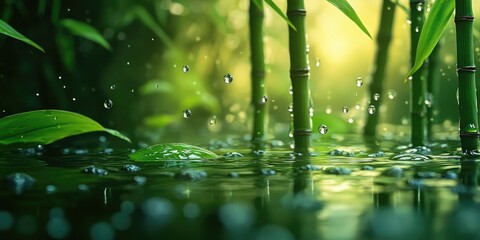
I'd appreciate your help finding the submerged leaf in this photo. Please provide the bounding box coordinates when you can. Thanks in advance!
[60,19,112,51]
[405,0,454,81]
[0,20,45,52]
[0,110,130,146]
[264,0,296,31]
[129,143,219,161]
[326,0,372,39]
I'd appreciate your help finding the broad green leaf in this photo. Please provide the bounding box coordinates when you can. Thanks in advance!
[326,0,372,39]
[405,0,454,80]
[0,20,45,52]
[129,143,219,161]
[264,0,296,31]
[0,110,130,146]
[60,19,112,51]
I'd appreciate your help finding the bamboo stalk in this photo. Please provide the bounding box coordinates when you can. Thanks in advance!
[249,0,267,148]
[364,0,396,137]
[409,0,427,146]
[455,0,479,152]
[287,0,311,153]
[426,41,441,140]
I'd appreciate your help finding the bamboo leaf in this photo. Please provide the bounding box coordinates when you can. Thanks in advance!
[129,143,218,161]
[130,6,175,49]
[0,110,130,146]
[252,0,263,10]
[264,0,296,31]
[405,0,454,81]
[0,20,45,52]
[326,0,372,39]
[60,19,112,51]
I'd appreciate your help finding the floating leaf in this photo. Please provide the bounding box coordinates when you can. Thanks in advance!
[0,20,45,52]
[405,0,454,80]
[326,0,372,39]
[129,143,219,161]
[264,0,296,31]
[60,19,112,51]
[0,110,130,146]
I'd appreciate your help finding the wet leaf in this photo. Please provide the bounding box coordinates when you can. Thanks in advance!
[326,0,372,39]
[0,110,130,146]
[129,143,219,161]
[60,19,112,51]
[405,0,454,81]
[264,0,296,31]
[0,20,45,52]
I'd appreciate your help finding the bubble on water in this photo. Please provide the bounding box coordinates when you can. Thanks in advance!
[387,89,397,99]
[356,77,363,87]
[182,109,192,118]
[103,99,113,109]
[261,95,268,104]
[182,65,190,73]
[342,106,349,114]
[110,85,116,90]
[325,106,332,114]
[223,73,233,84]
[367,105,376,114]
[373,93,380,101]
[315,58,320,67]
[209,115,217,125]
[318,124,328,134]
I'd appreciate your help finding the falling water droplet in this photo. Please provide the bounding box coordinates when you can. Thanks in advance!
[348,118,354,124]
[342,106,349,114]
[325,106,332,114]
[183,109,192,118]
[110,85,116,90]
[72,97,76,101]
[425,92,433,108]
[367,105,376,114]
[306,44,310,54]
[223,73,233,84]
[356,77,363,87]
[415,26,420,32]
[387,89,397,99]
[289,87,293,95]
[309,107,314,117]
[318,124,328,134]
[209,115,217,125]
[373,93,380,101]
[35,93,40,97]
[104,99,113,109]
[288,104,294,113]
[416,3,423,11]
[355,103,360,110]
[182,65,190,73]
[126,61,130,65]
[315,58,320,67]
[261,95,268,104]
[58,76,62,80]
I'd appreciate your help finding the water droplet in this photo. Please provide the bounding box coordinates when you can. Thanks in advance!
[408,76,413,81]
[373,93,380,101]
[367,105,376,114]
[355,103,360,110]
[318,124,328,134]
[325,106,332,114]
[183,109,192,118]
[131,89,135,93]
[209,116,217,125]
[223,73,233,84]
[387,89,397,99]
[58,76,62,80]
[315,58,320,67]
[289,87,293,95]
[182,65,190,73]
[62,85,66,89]
[342,106,349,114]
[72,97,76,101]
[288,104,294,113]
[355,77,363,87]
[348,118,354,124]
[104,99,113,109]
[406,19,412,25]
[110,85,116,90]
[415,26,420,33]
[425,92,433,108]
[35,93,40,97]
[309,107,314,117]
[261,96,268,104]
[126,61,130,65]
[306,44,310,54]
[416,3,423,11]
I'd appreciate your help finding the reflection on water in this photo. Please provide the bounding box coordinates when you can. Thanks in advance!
[0,135,478,239]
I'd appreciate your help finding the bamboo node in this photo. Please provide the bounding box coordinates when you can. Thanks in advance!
[294,130,312,136]
[460,132,480,138]
[455,16,474,22]
[290,68,309,77]
[457,66,476,73]
[287,9,306,16]
[251,70,266,78]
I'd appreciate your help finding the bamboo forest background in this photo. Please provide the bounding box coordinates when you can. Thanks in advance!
[1,0,479,144]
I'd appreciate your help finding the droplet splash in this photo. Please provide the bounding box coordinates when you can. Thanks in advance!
[367,105,376,114]
[104,99,113,109]
[342,106,349,114]
[356,77,363,87]
[182,65,190,73]
[182,109,192,119]
[318,124,328,135]
[223,73,233,84]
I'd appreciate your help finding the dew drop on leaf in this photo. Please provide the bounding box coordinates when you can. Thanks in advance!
[342,106,349,114]
[318,124,328,134]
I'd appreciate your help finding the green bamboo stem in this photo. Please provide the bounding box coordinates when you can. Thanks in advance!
[409,0,427,146]
[455,0,479,152]
[249,0,267,147]
[426,41,441,140]
[287,0,311,153]
[364,0,396,137]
